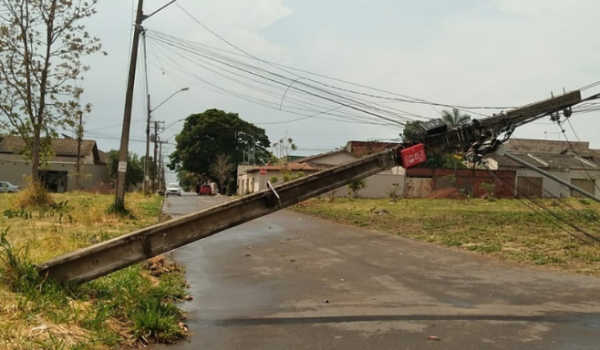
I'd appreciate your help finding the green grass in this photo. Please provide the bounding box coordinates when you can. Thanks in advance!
[294,197,600,276]
[0,192,189,349]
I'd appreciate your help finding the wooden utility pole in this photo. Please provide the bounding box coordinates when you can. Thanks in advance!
[114,0,144,209]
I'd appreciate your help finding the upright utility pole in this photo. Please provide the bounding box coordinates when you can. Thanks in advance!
[142,28,152,195]
[159,141,165,190]
[115,0,144,209]
[153,120,159,192]
[152,120,164,192]
[144,93,152,194]
[75,111,83,190]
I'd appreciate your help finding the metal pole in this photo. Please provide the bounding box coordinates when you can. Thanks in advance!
[115,0,144,209]
[496,147,600,203]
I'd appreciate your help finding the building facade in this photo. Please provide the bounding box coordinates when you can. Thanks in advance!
[0,136,109,192]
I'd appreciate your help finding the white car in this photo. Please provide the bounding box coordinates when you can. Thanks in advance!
[0,181,20,193]
[166,183,182,197]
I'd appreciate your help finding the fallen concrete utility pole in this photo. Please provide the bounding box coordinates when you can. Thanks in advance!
[496,147,600,203]
[36,89,588,284]
[37,151,398,283]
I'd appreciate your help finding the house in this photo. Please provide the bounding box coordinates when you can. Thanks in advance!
[0,136,109,192]
[237,162,320,195]
[486,138,600,198]
[236,141,406,198]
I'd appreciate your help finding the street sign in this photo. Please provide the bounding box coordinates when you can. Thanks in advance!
[260,167,267,176]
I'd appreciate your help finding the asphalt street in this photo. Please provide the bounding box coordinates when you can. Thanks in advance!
[155,194,600,350]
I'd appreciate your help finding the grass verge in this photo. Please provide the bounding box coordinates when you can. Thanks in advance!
[0,192,189,349]
[294,197,600,276]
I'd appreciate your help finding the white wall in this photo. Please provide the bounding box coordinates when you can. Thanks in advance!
[516,169,600,198]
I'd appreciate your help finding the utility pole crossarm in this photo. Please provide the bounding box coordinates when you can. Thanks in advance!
[418,90,582,156]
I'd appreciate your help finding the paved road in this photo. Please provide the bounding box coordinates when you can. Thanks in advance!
[156,195,600,350]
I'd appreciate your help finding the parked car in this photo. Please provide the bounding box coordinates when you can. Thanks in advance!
[0,181,20,193]
[199,184,212,196]
[166,183,182,197]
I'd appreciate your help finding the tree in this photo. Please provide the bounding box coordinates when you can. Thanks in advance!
[401,121,425,142]
[347,179,367,198]
[0,0,102,184]
[106,150,143,191]
[210,154,235,194]
[177,171,203,192]
[169,109,271,188]
[272,137,297,164]
[441,108,471,127]
[402,121,466,170]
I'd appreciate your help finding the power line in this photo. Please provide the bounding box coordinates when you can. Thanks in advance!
[147,33,414,126]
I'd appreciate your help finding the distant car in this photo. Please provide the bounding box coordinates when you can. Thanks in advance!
[166,183,182,197]
[0,181,20,193]
[199,184,212,196]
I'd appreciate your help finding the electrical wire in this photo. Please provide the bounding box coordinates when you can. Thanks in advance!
[557,118,600,193]
[147,37,407,127]
[147,34,413,126]
[486,169,600,249]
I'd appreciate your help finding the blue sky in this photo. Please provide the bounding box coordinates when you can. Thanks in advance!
[74,0,600,181]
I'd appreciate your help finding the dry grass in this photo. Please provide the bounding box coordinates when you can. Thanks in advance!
[294,197,600,276]
[14,178,54,209]
[1,192,160,262]
[0,192,189,350]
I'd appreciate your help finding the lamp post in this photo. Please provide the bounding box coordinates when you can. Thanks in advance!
[144,87,189,194]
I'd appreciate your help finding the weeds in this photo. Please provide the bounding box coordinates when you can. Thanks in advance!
[15,177,54,209]
[295,197,600,276]
[0,193,188,349]
[106,203,135,219]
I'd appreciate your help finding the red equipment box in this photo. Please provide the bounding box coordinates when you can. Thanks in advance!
[400,144,426,168]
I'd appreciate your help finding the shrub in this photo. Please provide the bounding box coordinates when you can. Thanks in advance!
[347,179,367,198]
[15,177,54,209]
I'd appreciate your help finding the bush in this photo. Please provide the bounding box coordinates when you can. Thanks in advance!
[15,177,54,208]
[347,179,367,198]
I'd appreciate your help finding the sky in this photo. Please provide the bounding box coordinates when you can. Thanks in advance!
[74,0,600,182]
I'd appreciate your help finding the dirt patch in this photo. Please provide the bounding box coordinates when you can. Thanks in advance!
[427,187,465,199]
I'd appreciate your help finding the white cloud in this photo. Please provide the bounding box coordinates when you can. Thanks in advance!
[78,0,600,164]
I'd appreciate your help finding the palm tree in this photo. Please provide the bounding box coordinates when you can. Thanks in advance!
[441,108,471,127]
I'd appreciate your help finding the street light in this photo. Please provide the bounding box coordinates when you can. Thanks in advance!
[144,87,189,194]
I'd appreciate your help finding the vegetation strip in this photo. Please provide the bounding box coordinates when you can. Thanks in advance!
[0,192,189,349]
[294,198,600,276]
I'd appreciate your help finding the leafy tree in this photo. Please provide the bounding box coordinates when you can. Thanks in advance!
[441,108,471,127]
[0,0,102,183]
[210,154,235,194]
[402,114,470,170]
[347,179,367,198]
[402,121,425,142]
[169,109,270,188]
[177,171,203,192]
[106,150,143,191]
